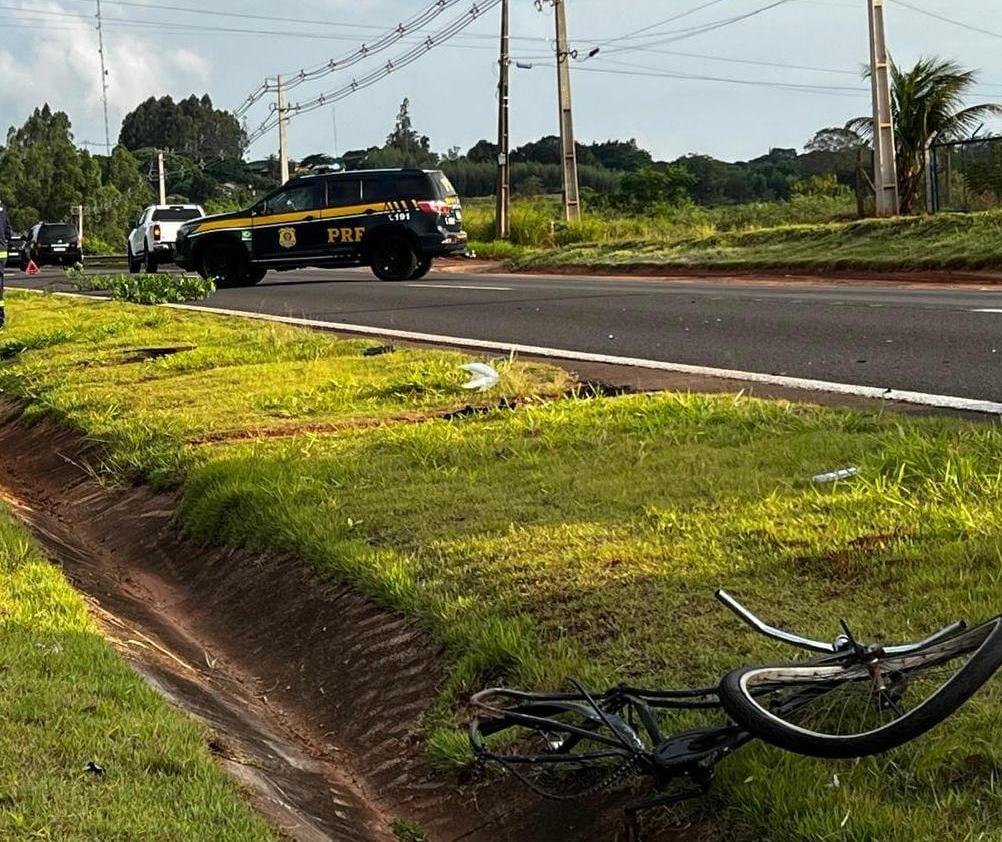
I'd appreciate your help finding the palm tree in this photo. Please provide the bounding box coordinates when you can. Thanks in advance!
[847,58,1002,214]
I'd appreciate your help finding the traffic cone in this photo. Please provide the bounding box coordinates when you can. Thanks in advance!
[25,260,40,276]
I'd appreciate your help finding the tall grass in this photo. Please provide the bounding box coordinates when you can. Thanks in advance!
[462,195,858,250]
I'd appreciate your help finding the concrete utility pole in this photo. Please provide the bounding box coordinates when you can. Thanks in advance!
[95,0,112,154]
[157,151,167,205]
[495,0,511,239]
[553,0,581,222]
[277,75,290,184]
[73,205,84,244]
[867,0,899,216]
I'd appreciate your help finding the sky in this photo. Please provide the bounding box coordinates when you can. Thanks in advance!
[2,0,1001,164]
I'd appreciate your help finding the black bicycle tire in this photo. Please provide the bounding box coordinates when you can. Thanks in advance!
[719,618,1002,759]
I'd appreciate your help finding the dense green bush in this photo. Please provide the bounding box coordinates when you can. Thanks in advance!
[66,270,216,305]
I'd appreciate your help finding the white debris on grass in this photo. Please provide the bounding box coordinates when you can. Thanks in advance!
[460,362,501,392]
[812,467,861,484]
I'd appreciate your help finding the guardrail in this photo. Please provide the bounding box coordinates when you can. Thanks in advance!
[83,254,128,268]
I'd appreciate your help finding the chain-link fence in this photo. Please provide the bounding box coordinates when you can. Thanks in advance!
[930,137,1002,212]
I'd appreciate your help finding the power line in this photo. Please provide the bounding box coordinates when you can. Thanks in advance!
[894,0,1002,41]
[235,0,468,118]
[245,0,501,145]
[600,0,800,55]
[621,47,860,77]
[591,0,733,47]
[556,58,869,97]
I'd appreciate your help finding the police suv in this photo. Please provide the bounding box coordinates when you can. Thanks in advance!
[175,168,467,286]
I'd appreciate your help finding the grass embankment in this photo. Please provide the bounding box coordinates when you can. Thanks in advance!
[0,505,274,839]
[462,198,1002,274]
[3,291,1002,840]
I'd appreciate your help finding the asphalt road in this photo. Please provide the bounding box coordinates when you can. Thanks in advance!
[12,265,1002,403]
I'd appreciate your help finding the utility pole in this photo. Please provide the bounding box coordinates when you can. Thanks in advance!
[73,205,84,244]
[95,0,112,154]
[495,0,511,239]
[867,0,899,216]
[277,75,290,184]
[553,0,581,222]
[157,151,167,205]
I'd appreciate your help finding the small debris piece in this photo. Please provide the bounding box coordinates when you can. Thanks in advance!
[364,345,396,357]
[84,761,105,775]
[460,363,500,392]
[812,467,860,484]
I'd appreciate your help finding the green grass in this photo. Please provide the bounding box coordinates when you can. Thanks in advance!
[462,197,1002,274]
[461,194,858,249]
[4,291,1002,840]
[0,293,571,483]
[0,504,275,840]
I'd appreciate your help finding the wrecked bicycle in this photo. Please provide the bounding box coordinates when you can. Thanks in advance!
[469,590,1002,839]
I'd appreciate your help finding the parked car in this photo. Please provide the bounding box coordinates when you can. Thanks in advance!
[127,204,206,274]
[22,222,82,267]
[175,168,467,287]
[5,233,24,270]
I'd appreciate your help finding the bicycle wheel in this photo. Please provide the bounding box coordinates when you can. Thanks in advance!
[720,618,1002,759]
[470,694,643,799]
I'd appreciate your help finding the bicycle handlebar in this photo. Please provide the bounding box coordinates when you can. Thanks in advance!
[715,589,968,655]
[716,589,837,652]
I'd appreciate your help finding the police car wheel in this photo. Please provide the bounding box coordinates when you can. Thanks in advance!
[409,256,433,281]
[370,234,419,282]
[201,242,245,288]
[144,248,158,274]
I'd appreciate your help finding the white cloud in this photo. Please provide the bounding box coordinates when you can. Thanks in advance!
[0,2,210,144]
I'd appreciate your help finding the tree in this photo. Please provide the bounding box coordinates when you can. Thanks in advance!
[805,127,864,153]
[298,153,338,172]
[611,164,694,212]
[383,98,436,167]
[0,105,97,228]
[467,139,499,163]
[847,57,1002,214]
[512,135,560,165]
[586,138,653,171]
[0,106,156,248]
[119,94,246,161]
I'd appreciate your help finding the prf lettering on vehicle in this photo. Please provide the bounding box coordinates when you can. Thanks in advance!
[328,227,367,244]
[174,169,468,286]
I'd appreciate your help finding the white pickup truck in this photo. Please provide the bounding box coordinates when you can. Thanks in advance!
[127,204,205,273]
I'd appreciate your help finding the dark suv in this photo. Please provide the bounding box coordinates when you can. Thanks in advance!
[22,222,83,267]
[5,234,24,270]
[175,168,467,287]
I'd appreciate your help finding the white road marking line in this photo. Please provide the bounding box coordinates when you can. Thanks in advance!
[13,288,1002,415]
[971,308,1002,313]
[164,302,1002,416]
[408,283,514,291]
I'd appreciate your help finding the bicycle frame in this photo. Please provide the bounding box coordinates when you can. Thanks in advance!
[468,590,981,837]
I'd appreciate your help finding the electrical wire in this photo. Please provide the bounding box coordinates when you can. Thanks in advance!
[245,0,501,145]
[590,0,734,47]
[568,56,868,97]
[235,0,468,117]
[597,0,799,56]
[616,47,860,77]
[894,0,1002,41]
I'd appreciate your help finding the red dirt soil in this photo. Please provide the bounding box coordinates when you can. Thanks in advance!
[0,402,716,842]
